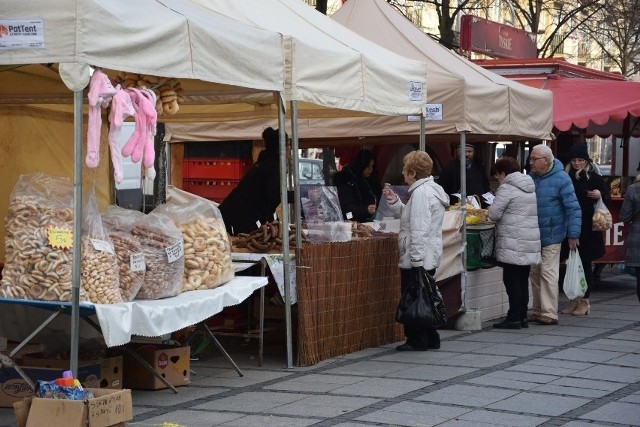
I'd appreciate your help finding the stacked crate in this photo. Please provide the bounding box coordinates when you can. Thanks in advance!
[182,142,253,203]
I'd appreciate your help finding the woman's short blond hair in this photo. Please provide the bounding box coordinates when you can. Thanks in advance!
[403,150,433,179]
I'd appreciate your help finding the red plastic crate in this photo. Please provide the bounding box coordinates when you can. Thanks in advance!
[182,179,239,203]
[183,158,252,180]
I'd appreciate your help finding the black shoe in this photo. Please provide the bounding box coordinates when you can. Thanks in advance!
[427,342,441,350]
[493,319,522,329]
[396,343,428,351]
[520,319,529,328]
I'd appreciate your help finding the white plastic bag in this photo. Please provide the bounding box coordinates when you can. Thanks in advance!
[563,249,587,300]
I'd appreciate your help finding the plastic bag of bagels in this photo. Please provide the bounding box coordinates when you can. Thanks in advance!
[102,205,146,301]
[80,186,123,304]
[103,206,184,299]
[0,173,85,302]
[152,187,234,292]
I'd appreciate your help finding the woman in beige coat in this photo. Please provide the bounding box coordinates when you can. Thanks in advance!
[488,157,541,329]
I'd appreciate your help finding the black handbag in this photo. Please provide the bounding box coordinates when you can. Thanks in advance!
[396,267,447,329]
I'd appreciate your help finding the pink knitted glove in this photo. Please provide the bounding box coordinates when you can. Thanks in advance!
[121,88,147,164]
[86,69,117,168]
[108,86,136,184]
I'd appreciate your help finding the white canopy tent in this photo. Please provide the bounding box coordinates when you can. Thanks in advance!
[1,0,427,370]
[167,0,552,143]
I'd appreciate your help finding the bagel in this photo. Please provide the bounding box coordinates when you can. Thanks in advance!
[163,99,179,115]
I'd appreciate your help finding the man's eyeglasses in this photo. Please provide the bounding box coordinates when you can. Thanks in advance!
[530,157,545,162]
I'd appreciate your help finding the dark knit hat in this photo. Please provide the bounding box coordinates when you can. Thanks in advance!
[569,144,590,161]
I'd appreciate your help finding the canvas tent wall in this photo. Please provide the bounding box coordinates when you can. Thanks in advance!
[331,0,552,142]
[167,0,553,144]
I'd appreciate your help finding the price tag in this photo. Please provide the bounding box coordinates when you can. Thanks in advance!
[273,212,278,221]
[90,238,114,255]
[255,220,262,228]
[370,221,381,231]
[165,241,184,263]
[346,212,353,220]
[130,252,145,272]
[48,227,73,249]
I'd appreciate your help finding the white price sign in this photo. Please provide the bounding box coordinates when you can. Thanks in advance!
[130,252,146,272]
[91,239,114,255]
[165,241,184,263]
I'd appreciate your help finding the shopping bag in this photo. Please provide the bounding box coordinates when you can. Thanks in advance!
[563,250,587,300]
[396,268,447,328]
[592,198,613,231]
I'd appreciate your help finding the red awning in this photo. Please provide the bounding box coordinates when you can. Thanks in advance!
[519,77,640,137]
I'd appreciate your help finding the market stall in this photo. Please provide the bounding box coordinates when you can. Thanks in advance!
[1,0,429,371]
[164,0,555,346]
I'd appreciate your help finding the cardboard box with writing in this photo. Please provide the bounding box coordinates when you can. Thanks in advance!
[123,344,190,390]
[0,356,122,408]
[14,388,133,427]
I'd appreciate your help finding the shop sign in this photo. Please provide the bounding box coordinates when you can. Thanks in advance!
[0,19,45,49]
[424,104,443,121]
[460,15,537,59]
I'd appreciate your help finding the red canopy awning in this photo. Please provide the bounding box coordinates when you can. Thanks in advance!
[518,77,640,137]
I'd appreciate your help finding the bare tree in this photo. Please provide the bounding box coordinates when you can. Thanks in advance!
[387,0,603,57]
[387,0,478,49]
[509,0,604,57]
[580,0,640,76]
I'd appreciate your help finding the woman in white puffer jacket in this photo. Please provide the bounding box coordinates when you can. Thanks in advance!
[488,156,541,330]
[384,151,449,351]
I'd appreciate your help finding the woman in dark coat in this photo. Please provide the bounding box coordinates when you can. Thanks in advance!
[333,149,382,223]
[219,127,283,235]
[620,174,640,302]
[560,144,610,316]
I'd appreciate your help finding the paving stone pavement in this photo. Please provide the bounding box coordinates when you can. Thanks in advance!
[1,269,638,426]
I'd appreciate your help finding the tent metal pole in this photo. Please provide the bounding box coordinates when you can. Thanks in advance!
[419,114,425,152]
[290,102,302,250]
[278,96,293,368]
[70,90,83,376]
[459,133,467,310]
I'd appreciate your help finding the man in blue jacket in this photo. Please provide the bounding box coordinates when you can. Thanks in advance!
[528,145,581,325]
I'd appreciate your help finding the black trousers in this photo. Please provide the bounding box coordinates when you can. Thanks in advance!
[400,268,440,349]
[502,263,530,322]
[636,267,640,303]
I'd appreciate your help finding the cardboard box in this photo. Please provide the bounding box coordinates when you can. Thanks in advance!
[0,356,122,408]
[14,388,132,427]
[123,344,190,390]
[20,355,123,389]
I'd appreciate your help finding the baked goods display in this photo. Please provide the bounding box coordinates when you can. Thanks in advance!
[114,72,184,116]
[1,174,244,305]
[448,202,488,225]
[80,237,123,304]
[0,174,87,302]
[179,217,234,291]
[0,196,79,301]
[131,216,184,300]
[107,231,146,301]
[231,221,303,253]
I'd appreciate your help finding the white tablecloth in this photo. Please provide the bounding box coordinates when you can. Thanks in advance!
[94,276,267,347]
[231,253,297,304]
